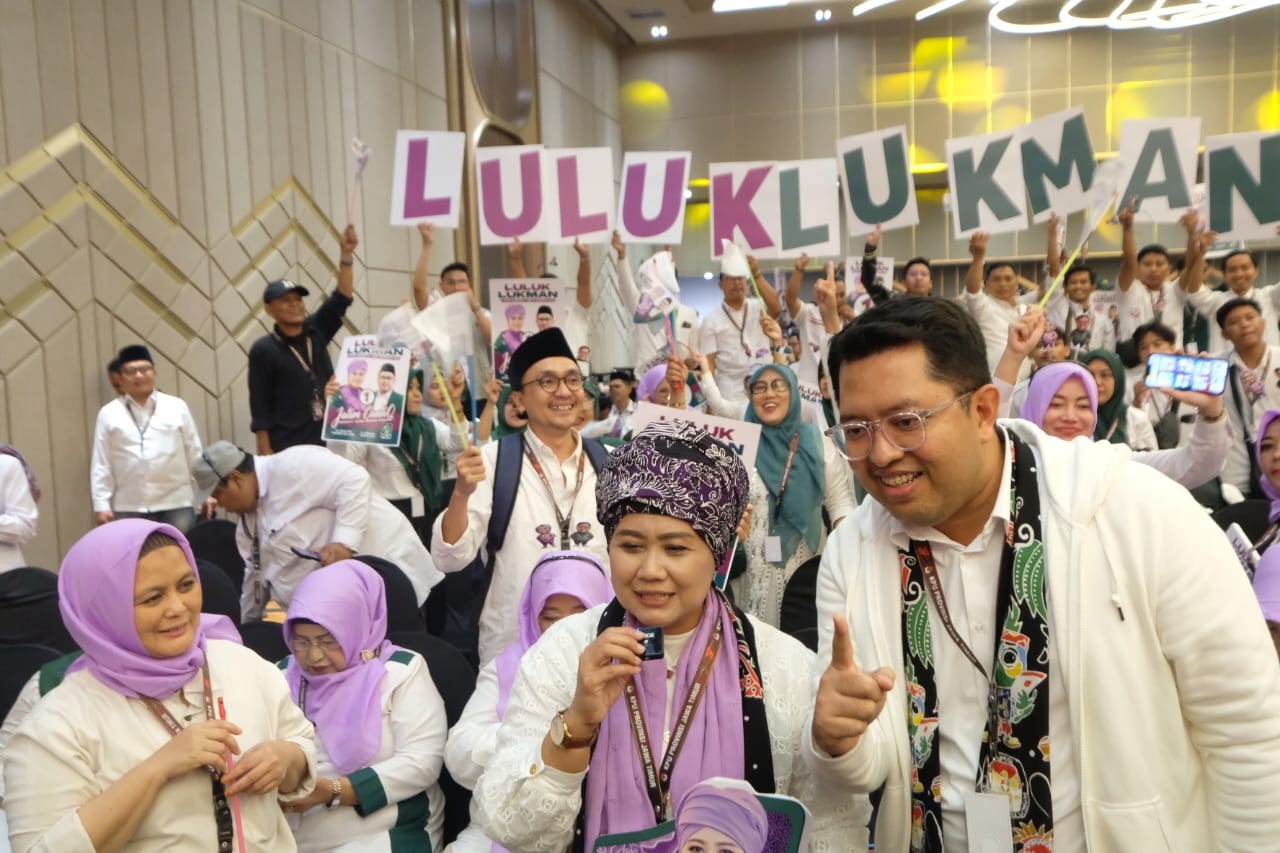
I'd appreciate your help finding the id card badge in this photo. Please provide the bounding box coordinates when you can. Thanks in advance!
[962,792,1014,853]
[410,492,425,519]
[764,536,783,563]
[311,397,325,421]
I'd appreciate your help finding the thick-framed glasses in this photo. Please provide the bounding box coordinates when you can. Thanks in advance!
[528,372,584,393]
[291,635,341,655]
[824,391,975,462]
[121,364,155,377]
[749,378,790,397]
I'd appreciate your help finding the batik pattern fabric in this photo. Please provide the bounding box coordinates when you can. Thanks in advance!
[898,431,1053,853]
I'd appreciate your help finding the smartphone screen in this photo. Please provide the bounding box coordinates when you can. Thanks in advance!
[1145,353,1228,396]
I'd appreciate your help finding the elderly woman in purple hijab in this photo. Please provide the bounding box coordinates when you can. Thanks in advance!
[3,519,316,852]
[471,420,867,852]
[1007,360,1232,489]
[444,550,614,853]
[493,305,528,380]
[280,560,448,852]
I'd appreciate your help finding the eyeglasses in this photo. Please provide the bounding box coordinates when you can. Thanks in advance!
[824,391,974,462]
[749,378,789,397]
[291,635,341,654]
[526,372,584,393]
[121,364,154,377]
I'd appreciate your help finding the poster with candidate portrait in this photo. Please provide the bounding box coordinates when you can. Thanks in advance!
[322,335,412,446]
[489,278,573,383]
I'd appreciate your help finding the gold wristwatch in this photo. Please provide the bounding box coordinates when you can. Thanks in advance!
[551,708,598,749]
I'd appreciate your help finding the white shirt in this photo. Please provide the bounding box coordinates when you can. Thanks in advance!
[791,302,831,422]
[885,442,1083,853]
[290,652,447,853]
[1221,345,1280,491]
[963,291,1029,379]
[3,640,317,853]
[430,429,609,665]
[471,605,870,853]
[1044,291,1116,358]
[1187,283,1280,355]
[328,421,463,517]
[90,391,203,512]
[0,455,38,572]
[696,299,773,409]
[235,446,441,620]
[617,259,700,371]
[1117,279,1187,348]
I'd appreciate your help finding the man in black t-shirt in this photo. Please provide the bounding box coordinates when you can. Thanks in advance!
[248,225,358,454]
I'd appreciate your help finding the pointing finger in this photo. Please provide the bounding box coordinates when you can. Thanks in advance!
[830,613,858,673]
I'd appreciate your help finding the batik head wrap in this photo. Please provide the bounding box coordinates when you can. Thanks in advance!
[596,419,749,567]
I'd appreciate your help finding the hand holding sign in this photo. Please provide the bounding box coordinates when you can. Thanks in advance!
[812,614,895,758]
[1006,305,1046,362]
[815,262,841,333]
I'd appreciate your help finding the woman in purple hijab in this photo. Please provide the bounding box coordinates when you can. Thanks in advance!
[471,419,867,852]
[3,518,316,852]
[1251,409,1280,657]
[281,559,448,852]
[444,550,614,853]
[1008,358,1233,491]
[673,779,769,853]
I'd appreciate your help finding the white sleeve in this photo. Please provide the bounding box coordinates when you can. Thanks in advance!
[472,619,587,853]
[0,672,41,801]
[178,401,203,502]
[1130,412,1232,489]
[256,653,318,804]
[326,440,368,466]
[315,455,373,552]
[443,660,502,791]
[821,440,856,526]
[962,288,989,321]
[616,257,639,316]
[1186,285,1223,319]
[698,369,745,420]
[350,655,447,810]
[0,457,38,546]
[1126,407,1159,452]
[3,703,102,852]
[89,409,114,513]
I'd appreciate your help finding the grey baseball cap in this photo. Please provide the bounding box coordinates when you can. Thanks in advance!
[193,441,249,502]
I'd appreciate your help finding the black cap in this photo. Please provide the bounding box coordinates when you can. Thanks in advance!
[263,279,310,304]
[509,328,576,390]
[117,344,153,365]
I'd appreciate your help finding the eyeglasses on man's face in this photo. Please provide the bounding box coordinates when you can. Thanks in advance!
[526,372,584,394]
[121,364,155,377]
[823,391,974,462]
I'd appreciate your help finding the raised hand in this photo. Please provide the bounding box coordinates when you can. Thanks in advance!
[761,315,783,345]
[866,223,882,250]
[454,445,487,499]
[574,238,590,262]
[812,614,895,758]
[968,231,989,257]
[611,230,625,259]
[1117,196,1137,228]
[1006,305,1046,361]
[795,252,810,272]
[340,225,359,255]
[417,222,434,245]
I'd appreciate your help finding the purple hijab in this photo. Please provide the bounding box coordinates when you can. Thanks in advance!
[493,551,613,718]
[1021,362,1098,433]
[60,519,240,699]
[637,363,670,405]
[284,560,402,774]
[587,420,752,844]
[1255,410,1280,522]
[673,778,769,851]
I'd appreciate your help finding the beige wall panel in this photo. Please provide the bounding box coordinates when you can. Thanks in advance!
[730,40,801,118]
[33,0,78,139]
[0,0,45,158]
[1234,11,1278,75]
[664,49,734,122]
[354,59,409,272]
[283,0,321,35]
[1189,80,1230,142]
[164,0,208,242]
[799,32,838,111]
[245,0,282,17]
[318,0,354,52]
[669,115,734,178]
[413,0,447,97]
[218,0,253,221]
[70,0,113,150]
[239,8,274,204]
[395,0,414,82]
[1027,33,1070,93]
[320,47,348,224]
[1071,86,1109,151]
[48,247,93,312]
[260,14,292,187]
[1189,20,1234,78]
[105,0,149,186]
[1066,29,1110,88]
[0,251,41,306]
[303,39,333,218]
[834,30,875,108]
[352,0,400,75]
[282,27,314,200]
[13,349,63,570]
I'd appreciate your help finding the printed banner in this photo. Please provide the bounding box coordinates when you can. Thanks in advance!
[323,335,411,446]
[838,126,919,236]
[616,151,691,244]
[1116,118,1201,223]
[1205,130,1280,241]
[489,278,573,382]
[389,130,465,227]
[774,158,841,259]
[709,161,782,259]
[631,401,761,472]
[946,128,1028,237]
[477,145,549,244]
[544,147,616,244]
[1020,107,1097,223]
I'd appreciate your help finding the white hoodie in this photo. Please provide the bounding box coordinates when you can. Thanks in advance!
[804,419,1280,852]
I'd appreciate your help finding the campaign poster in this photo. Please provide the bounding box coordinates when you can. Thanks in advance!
[592,782,810,853]
[323,335,411,446]
[489,278,573,383]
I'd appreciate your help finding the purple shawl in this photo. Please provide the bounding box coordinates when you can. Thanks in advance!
[0,445,39,502]
[673,778,769,851]
[494,551,613,718]
[60,519,241,699]
[1255,546,1280,623]
[284,560,402,774]
[1021,362,1098,433]
[584,593,746,845]
[1256,410,1280,522]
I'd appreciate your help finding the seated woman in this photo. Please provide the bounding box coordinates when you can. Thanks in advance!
[1081,348,1158,450]
[0,443,39,572]
[736,364,854,628]
[4,519,316,852]
[281,559,448,852]
[444,550,615,852]
[1253,409,1280,658]
[996,309,1230,489]
[329,368,463,545]
[471,420,867,852]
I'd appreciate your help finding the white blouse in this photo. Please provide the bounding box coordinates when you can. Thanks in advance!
[470,604,871,853]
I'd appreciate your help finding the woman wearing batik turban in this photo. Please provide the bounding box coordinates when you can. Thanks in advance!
[3,519,316,852]
[471,420,869,852]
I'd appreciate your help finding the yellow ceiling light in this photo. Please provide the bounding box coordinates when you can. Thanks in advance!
[1255,90,1280,131]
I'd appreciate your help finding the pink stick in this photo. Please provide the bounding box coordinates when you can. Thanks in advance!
[218,698,249,853]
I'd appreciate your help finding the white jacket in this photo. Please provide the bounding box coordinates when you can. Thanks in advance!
[804,420,1280,852]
